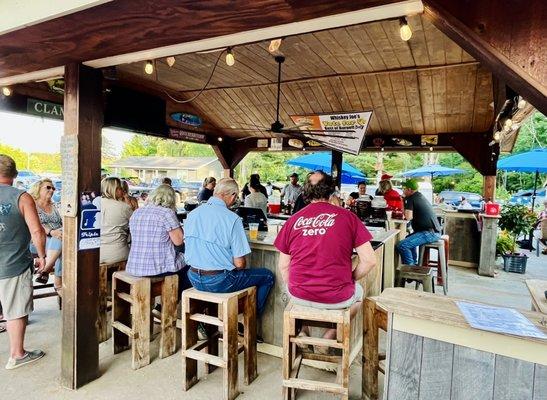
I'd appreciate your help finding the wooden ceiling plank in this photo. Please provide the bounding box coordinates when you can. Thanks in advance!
[363,75,393,134]
[389,72,414,133]
[255,85,281,127]
[344,75,381,134]
[341,27,375,72]
[260,84,293,126]
[280,36,336,78]
[160,56,226,90]
[239,86,275,129]
[445,66,464,132]
[380,19,416,68]
[229,46,278,83]
[345,24,387,71]
[197,91,245,135]
[181,53,237,88]
[286,82,315,114]
[422,15,447,65]
[318,78,343,111]
[352,74,382,134]
[298,32,349,74]
[279,83,306,115]
[459,64,478,133]
[310,79,335,113]
[431,67,448,133]
[363,22,401,70]
[330,76,353,111]
[210,89,252,132]
[406,15,431,67]
[473,67,494,132]
[443,32,463,64]
[417,70,436,134]
[231,87,272,132]
[313,30,361,74]
[376,73,403,134]
[296,80,323,113]
[221,88,264,132]
[402,70,425,135]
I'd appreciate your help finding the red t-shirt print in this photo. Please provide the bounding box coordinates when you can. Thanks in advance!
[274,202,373,304]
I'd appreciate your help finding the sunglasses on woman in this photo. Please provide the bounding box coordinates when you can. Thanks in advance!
[45,185,56,191]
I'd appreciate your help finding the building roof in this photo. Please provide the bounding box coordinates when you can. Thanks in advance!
[109,156,218,170]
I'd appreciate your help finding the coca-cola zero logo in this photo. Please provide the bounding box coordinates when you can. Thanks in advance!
[294,213,337,236]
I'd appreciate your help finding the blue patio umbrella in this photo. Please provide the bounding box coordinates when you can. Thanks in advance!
[397,164,465,202]
[287,152,366,184]
[497,148,547,209]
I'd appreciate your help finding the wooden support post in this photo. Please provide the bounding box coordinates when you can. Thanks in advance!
[483,175,496,201]
[331,150,343,188]
[478,215,501,277]
[61,63,102,389]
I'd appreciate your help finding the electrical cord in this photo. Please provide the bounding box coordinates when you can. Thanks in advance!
[164,49,225,104]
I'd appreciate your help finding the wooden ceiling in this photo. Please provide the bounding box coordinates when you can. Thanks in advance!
[116,14,494,140]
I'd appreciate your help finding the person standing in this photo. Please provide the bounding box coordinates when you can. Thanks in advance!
[356,180,373,201]
[275,172,376,344]
[281,173,302,206]
[377,173,403,210]
[197,177,216,202]
[0,154,47,369]
[185,178,274,318]
[396,179,442,265]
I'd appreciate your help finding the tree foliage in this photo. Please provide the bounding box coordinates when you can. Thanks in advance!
[120,134,214,158]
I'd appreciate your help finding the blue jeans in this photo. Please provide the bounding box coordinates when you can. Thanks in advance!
[396,231,441,265]
[188,268,274,316]
[30,237,62,277]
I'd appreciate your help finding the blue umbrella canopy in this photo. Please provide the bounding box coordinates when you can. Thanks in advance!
[398,164,465,178]
[287,152,366,184]
[497,148,547,173]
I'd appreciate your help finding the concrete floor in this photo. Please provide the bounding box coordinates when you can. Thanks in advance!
[1,252,545,400]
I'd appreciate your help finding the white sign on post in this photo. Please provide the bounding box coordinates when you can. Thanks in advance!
[60,135,78,217]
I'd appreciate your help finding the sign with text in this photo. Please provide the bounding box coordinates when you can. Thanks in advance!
[289,112,372,155]
[170,112,202,127]
[79,194,101,250]
[169,128,207,143]
[60,135,78,217]
[27,98,64,120]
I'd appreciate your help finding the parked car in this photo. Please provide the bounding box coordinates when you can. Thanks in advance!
[509,188,546,209]
[14,170,40,189]
[439,190,482,208]
[150,178,201,201]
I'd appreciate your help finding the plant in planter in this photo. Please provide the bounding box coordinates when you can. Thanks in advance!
[498,204,536,273]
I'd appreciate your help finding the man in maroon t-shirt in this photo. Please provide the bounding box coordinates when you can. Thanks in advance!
[274,171,376,342]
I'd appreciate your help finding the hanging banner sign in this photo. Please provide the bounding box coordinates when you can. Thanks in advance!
[170,112,202,127]
[290,111,372,155]
[169,128,207,143]
[79,192,101,250]
[27,98,64,120]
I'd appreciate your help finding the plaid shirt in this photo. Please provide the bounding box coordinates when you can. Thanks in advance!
[126,204,184,276]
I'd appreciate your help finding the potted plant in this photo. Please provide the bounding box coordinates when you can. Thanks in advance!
[498,204,536,273]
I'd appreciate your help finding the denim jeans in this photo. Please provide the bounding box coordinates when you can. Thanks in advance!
[155,265,191,298]
[187,268,274,316]
[396,231,441,265]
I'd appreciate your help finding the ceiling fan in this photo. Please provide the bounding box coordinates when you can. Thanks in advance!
[225,55,357,143]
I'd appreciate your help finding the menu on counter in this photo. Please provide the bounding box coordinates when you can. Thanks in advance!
[457,301,547,340]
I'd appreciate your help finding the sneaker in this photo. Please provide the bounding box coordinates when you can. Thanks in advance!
[5,350,45,370]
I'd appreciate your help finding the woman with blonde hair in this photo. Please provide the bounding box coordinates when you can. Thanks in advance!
[29,179,63,293]
[126,184,190,296]
[121,180,138,211]
[377,174,403,210]
[100,177,133,264]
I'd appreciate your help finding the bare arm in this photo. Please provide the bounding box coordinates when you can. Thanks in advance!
[278,251,291,284]
[353,242,376,281]
[168,227,184,246]
[233,256,246,270]
[19,193,46,258]
[404,209,413,221]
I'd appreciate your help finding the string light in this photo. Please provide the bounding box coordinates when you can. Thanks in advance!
[518,98,526,109]
[144,60,154,75]
[225,48,235,66]
[429,146,433,152]
[381,147,385,152]
[1,86,11,96]
[166,56,176,67]
[268,38,282,53]
[399,17,412,41]
[218,137,223,142]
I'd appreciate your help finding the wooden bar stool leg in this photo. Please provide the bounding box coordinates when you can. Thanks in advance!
[282,307,296,400]
[98,264,108,343]
[363,299,379,400]
[206,303,219,375]
[439,245,448,294]
[160,275,178,359]
[223,296,239,400]
[243,287,257,385]
[422,275,433,293]
[112,278,130,354]
[182,298,198,391]
[131,279,151,370]
[340,309,351,400]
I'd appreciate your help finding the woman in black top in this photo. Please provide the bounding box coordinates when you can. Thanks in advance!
[197,177,216,202]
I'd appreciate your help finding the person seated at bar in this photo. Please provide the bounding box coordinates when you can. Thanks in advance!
[184,178,274,318]
[357,180,373,201]
[121,179,139,211]
[377,173,403,210]
[274,171,376,346]
[126,184,190,295]
[100,177,133,264]
[241,173,268,200]
[197,176,216,202]
[396,179,442,265]
[29,179,63,294]
[244,181,268,216]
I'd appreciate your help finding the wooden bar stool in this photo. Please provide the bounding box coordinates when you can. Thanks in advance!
[112,271,178,370]
[395,266,434,293]
[418,234,449,294]
[282,303,352,400]
[181,287,257,400]
[98,260,126,343]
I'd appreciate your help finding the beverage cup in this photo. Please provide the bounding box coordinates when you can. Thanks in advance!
[249,223,259,240]
[386,210,393,220]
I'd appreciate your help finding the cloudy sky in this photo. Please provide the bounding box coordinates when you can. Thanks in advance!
[0,111,134,156]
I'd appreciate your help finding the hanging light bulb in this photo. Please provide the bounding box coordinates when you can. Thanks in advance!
[2,86,11,96]
[399,17,412,41]
[493,131,501,141]
[166,56,176,67]
[381,147,385,152]
[429,146,433,152]
[225,48,235,66]
[269,38,282,53]
[517,98,526,109]
[144,60,154,75]
[218,137,223,142]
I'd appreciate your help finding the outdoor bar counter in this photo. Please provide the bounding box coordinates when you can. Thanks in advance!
[246,226,400,357]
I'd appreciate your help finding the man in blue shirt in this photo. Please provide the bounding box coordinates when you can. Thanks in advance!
[184,178,274,317]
